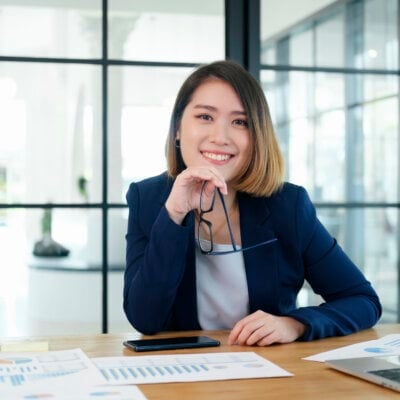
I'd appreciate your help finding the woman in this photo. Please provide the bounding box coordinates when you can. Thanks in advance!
[124,60,381,346]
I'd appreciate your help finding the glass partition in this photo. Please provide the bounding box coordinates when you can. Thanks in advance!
[318,207,398,323]
[0,62,102,204]
[109,0,224,62]
[0,208,102,336]
[0,0,226,335]
[108,208,132,333]
[261,0,399,323]
[261,70,399,204]
[108,65,193,203]
[261,0,398,70]
[0,1,102,59]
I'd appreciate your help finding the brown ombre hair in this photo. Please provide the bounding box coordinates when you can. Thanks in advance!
[166,60,284,197]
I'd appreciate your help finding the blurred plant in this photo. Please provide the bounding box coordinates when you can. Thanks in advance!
[41,207,52,236]
[77,175,89,202]
[33,206,69,257]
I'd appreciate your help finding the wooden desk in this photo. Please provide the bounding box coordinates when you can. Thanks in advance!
[7,324,400,399]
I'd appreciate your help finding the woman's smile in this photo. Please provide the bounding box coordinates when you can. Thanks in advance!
[201,150,233,163]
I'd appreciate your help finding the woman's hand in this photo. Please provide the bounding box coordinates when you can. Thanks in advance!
[227,310,306,346]
[165,167,227,225]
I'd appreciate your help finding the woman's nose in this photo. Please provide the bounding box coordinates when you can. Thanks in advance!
[209,121,229,144]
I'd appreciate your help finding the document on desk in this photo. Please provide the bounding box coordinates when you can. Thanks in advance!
[92,351,293,384]
[0,384,147,400]
[0,348,106,389]
[304,334,400,362]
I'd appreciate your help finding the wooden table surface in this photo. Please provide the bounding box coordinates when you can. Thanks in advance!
[4,324,400,399]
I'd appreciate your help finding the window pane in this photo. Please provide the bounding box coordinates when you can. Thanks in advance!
[318,207,399,323]
[108,66,193,203]
[315,10,345,67]
[0,62,102,203]
[363,0,398,70]
[0,1,102,58]
[315,73,345,112]
[108,208,132,333]
[289,28,313,67]
[0,209,102,336]
[261,70,399,203]
[261,0,398,70]
[364,98,398,202]
[315,111,346,200]
[109,0,224,62]
[262,45,276,65]
[364,74,398,102]
[261,0,339,66]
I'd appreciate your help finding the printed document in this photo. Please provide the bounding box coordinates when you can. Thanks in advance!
[304,334,400,362]
[1,384,147,400]
[0,348,105,389]
[93,351,292,384]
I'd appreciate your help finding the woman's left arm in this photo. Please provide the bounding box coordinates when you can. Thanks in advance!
[286,187,382,340]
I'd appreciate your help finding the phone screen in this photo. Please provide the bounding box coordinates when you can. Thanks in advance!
[123,335,220,352]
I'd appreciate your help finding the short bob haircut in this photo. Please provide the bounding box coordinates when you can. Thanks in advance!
[166,60,284,197]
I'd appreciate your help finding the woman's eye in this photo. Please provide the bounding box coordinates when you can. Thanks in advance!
[233,119,248,127]
[197,114,212,121]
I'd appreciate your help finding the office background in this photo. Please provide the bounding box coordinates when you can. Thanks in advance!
[0,0,398,336]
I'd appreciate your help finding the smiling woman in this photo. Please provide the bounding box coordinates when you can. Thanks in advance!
[123,60,382,346]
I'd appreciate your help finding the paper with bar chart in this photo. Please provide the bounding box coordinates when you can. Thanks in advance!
[93,351,292,384]
[0,348,106,389]
[304,334,400,362]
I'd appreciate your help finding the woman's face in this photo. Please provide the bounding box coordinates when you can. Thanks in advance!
[177,79,251,184]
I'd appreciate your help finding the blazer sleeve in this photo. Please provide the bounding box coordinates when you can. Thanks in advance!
[123,181,192,334]
[286,187,382,340]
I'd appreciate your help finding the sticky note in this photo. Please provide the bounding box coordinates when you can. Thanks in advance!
[0,341,49,352]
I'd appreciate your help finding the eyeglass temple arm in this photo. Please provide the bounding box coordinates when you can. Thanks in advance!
[217,189,238,251]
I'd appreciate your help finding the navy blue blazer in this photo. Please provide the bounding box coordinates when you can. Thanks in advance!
[124,172,381,340]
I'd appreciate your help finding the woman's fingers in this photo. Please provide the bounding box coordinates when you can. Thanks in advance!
[228,311,306,346]
[179,167,227,194]
[228,311,263,345]
[165,166,227,224]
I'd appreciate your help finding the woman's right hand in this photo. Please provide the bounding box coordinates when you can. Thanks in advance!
[165,167,227,225]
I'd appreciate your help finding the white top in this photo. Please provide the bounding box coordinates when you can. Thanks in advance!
[195,241,250,329]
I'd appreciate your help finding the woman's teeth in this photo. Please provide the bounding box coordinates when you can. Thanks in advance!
[203,152,231,161]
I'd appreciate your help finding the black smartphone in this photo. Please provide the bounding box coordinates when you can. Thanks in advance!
[123,335,220,352]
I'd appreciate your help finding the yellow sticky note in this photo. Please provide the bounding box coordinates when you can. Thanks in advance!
[0,341,49,352]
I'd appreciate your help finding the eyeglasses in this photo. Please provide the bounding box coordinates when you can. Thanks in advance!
[197,181,277,255]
